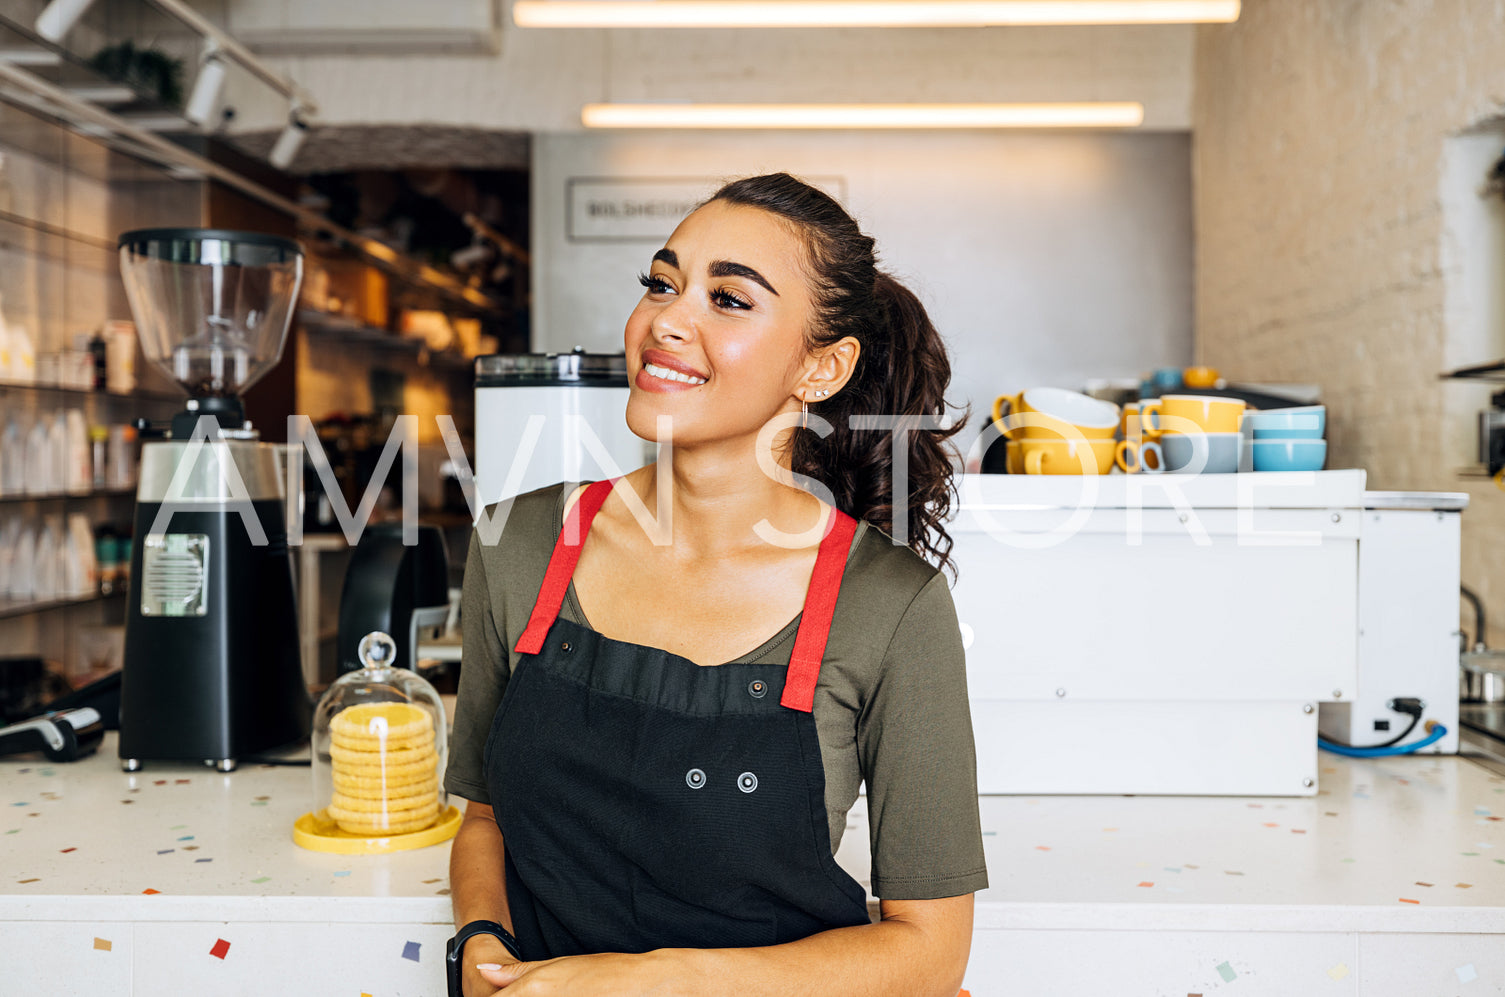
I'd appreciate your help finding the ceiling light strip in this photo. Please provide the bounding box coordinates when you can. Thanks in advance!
[582,102,1146,129]
[517,1,1240,29]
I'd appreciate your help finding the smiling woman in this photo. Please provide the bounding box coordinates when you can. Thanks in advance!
[445,173,985,997]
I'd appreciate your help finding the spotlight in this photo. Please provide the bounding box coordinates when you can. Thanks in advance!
[268,107,308,170]
[35,0,98,42]
[184,52,228,128]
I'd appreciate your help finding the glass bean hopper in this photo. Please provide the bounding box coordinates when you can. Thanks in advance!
[118,228,301,437]
[294,632,461,853]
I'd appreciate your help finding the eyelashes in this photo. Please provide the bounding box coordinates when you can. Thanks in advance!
[637,272,751,311]
[711,289,751,310]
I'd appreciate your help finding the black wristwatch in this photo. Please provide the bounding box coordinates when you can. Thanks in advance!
[447,920,523,997]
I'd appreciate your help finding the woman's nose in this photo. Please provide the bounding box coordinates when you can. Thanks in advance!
[650,294,696,343]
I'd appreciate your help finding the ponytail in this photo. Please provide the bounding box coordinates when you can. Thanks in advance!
[709,174,967,577]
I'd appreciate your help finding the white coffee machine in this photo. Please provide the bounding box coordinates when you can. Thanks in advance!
[473,349,652,506]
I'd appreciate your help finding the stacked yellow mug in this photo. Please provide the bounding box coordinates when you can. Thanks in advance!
[1135,394,1247,474]
[992,388,1119,474]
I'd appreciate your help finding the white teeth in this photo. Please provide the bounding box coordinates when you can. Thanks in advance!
[644,362,706,385]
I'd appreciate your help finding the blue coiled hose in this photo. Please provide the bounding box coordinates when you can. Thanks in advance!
[1318,722,1448,758]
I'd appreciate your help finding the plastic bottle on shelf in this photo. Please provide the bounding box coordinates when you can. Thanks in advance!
[88,331,106,391]
[0,294,12,384]
[11,522,36,600]
[24,416,50,496]
[94,525,118,596]
[0,293,30,385]
[33,518,59,600]
[9,317,35,385]
[47,412,68,494]
[107,424,138,489]
[65,409,89,494]
[65,514,96,598]
[104,320,137,394]
[89,425,109,490]
[1,411,22,495]
[0,517,16,596]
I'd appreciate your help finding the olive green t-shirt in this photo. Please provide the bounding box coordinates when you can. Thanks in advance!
[445,482,988,901]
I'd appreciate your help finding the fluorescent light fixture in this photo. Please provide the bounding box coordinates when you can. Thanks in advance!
[517,0,1239,28]
[185,54,228,127]
[61,84,137,104]
[268,108,309,169]
[35,0,98,41]
[582,102,1145,129]
[0,50,63,67]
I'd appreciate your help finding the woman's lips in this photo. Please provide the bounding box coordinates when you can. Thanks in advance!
[636,352,708,392]
[636,363,706,392]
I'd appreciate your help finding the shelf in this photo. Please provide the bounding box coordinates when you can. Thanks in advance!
[1440,359,1505,383]
[0,15,193,154]
[0,379,181,403]
[0,206,115,254]
[0,589,124,621]
[0,486,135,504]
[298,310,476,369]
[0,34,511,316]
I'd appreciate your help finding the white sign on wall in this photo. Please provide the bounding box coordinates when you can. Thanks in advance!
[565,176,848,242]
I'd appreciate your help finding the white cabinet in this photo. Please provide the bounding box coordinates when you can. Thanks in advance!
[951,471,1368,796]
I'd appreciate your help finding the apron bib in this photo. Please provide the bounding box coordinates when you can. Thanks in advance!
[483,479,871,959]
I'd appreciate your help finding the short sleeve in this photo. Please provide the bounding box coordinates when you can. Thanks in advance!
[858,572,988,900]
[444,527,510,804]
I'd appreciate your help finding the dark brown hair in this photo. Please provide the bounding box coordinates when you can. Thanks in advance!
[708,173,967,576]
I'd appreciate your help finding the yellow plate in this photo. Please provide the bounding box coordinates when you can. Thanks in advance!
[292,805,462,854]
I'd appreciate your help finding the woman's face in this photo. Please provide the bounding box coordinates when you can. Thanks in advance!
[623,200,817,447]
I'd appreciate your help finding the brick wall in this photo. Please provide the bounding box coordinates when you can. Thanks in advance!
[1194,0,1505,643]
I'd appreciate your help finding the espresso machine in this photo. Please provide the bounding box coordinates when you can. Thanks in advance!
[336,522,451,676]
[116,228,310,772]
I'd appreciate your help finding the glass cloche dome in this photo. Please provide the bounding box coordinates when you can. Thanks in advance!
[293,632,460,853]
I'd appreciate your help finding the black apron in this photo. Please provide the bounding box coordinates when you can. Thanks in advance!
[483,478,871,960]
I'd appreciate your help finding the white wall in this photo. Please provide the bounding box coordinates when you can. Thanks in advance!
[1193,1,1505,640]
[532,130,1194,431]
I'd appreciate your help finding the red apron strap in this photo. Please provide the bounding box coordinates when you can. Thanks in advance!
[514,479,615,655]
[780,509,859,713]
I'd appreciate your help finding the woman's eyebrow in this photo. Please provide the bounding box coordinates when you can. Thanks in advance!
[652,248,678,268]
[709,260,779,297]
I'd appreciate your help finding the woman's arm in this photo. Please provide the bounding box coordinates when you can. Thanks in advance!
[477,895,974,997]
[450,800,521,996]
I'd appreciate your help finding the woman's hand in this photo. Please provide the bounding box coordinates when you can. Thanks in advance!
[476,950,683,995]
[462,934,522,997]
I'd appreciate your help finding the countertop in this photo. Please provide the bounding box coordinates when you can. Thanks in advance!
[4,734,1504,934]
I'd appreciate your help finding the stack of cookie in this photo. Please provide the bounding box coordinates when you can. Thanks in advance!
[327,702,441,836]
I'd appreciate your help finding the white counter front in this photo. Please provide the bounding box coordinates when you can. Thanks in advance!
[4,733,1505,995]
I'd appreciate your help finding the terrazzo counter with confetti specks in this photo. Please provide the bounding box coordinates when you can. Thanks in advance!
[1,731,453,995]
[4,736,1505,996]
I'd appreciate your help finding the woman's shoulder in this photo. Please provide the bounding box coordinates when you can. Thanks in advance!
[472,480,580,556]
[839,518,948,619]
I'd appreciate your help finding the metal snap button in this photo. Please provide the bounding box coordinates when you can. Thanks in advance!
[748,680,767,699]
[685,768,707,790]
[737,771,758,794]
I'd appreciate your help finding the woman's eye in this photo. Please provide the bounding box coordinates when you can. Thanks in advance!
[638,272,674,295]
[711,289,752,310]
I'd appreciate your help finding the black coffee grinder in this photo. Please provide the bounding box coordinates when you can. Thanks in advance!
[116,229,310,772]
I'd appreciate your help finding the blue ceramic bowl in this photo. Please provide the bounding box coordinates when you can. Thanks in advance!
[1244,406,1325,439]
[1251,439,1327,472]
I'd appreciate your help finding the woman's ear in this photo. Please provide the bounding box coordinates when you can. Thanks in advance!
[801,336,861,401]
